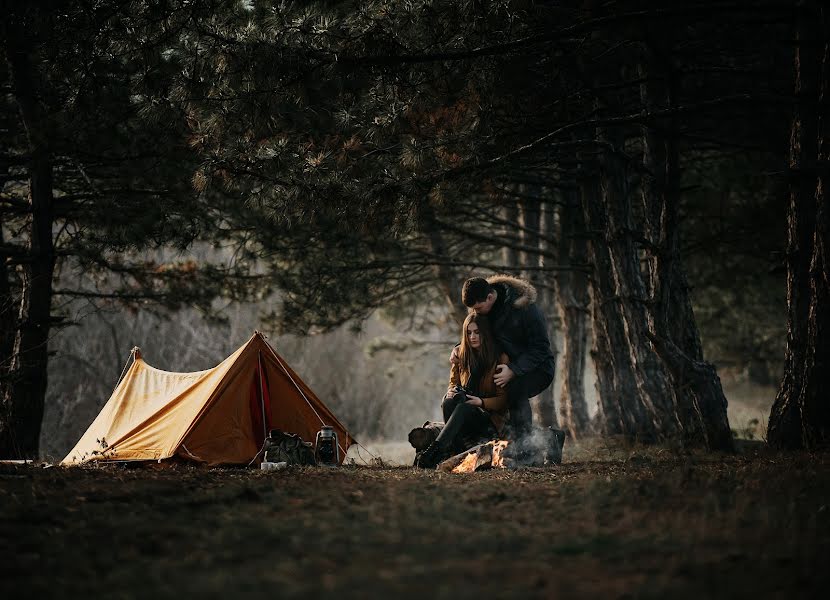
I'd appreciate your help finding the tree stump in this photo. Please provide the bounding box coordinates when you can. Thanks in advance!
[407,421,444,453]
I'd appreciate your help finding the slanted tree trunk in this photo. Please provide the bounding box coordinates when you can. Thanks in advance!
[637,36,733,451]
[583,144,654,440]
[0,27,56,459]
[597,119,682,441]
[768,1,830,449]
[557,188,591,439]
[603,134,679,441]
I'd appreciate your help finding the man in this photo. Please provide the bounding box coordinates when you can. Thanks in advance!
[456,275,556,438]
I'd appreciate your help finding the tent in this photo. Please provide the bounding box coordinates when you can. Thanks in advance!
[62,332,353,466]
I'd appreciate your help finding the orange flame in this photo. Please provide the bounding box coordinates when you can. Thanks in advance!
[491,440,510,468]
[450,440,511,473]
[451,451,480,473]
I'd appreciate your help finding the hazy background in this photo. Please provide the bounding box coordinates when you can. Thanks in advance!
[41,256,773,463]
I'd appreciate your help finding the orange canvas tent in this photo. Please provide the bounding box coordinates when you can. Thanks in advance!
[62,332,353,466]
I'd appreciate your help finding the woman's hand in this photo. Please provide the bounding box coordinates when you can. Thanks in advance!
[465,395,484,408]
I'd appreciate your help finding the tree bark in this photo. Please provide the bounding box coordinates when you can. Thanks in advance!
[0,26,56,459]
[582,149,655,440]
[768,1,830,449]
[588,297,622,436]
[637,35,733,451]
[557,188,591,439]
[0,178,17,371]
[600,122,679,441]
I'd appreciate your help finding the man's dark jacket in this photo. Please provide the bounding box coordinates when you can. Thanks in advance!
[485,275,555,379]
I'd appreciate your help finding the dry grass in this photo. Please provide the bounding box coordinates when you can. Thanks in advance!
[1,440,827,599]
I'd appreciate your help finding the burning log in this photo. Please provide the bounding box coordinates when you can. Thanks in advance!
[409,423,566,470]
[438,440,512,473]
[435,427,567,472]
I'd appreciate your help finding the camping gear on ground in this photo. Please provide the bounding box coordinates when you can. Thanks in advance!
[62,332,353,466]
[545,426,566,465]
[315,425,340,467]
[263,429,316,466]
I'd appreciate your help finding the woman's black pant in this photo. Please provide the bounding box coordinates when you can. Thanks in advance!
[434,395,495,456]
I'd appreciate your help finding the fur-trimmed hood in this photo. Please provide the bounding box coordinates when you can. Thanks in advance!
[486,274,537,309]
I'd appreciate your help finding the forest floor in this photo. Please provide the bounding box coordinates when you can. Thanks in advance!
[2,438,828,599]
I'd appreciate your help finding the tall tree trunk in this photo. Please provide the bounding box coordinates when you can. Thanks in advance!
[0,221,16,380]
[421,206,466,326]
[0,162,17,370]
[520,195,558,428]
[600,123,678,441]
[501,201,520,271]
[518,197,542,285]
[638,36,733,451]
[582,148,655,440]
[769,1,830,449]
[0,28,56,458]
[557,188,591,439]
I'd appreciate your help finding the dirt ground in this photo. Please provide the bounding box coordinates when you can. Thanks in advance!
[1,440,827,600]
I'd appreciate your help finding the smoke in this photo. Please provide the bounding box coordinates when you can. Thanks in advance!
[507,426,566,467]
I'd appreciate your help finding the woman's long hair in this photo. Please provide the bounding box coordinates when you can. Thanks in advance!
[458,312,498,385]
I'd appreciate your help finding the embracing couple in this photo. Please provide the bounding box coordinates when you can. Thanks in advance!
[415,275,556,469]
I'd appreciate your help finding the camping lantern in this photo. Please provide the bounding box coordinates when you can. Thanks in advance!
[315,426,339,467]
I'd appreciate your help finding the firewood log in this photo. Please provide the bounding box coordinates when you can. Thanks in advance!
[437,440,513,473]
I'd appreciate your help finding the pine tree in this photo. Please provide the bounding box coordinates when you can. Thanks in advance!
[0,1,257,458]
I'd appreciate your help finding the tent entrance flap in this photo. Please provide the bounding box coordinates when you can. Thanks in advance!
[248,351,271,450]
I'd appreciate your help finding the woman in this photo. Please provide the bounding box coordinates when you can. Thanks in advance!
[415,312,509,469]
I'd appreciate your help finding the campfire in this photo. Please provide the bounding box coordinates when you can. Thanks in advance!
[439,440,512,473]
[408,422,565,471]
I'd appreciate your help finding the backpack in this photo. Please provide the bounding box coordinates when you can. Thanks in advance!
[263,429,316,466]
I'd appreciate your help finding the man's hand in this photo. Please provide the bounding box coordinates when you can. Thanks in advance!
[465,395,484,408]
[450,345,460,366]
[494,364,515,387]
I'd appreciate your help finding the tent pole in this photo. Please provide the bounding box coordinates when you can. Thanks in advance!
[115,347,139,388]
[257,351,267,440]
